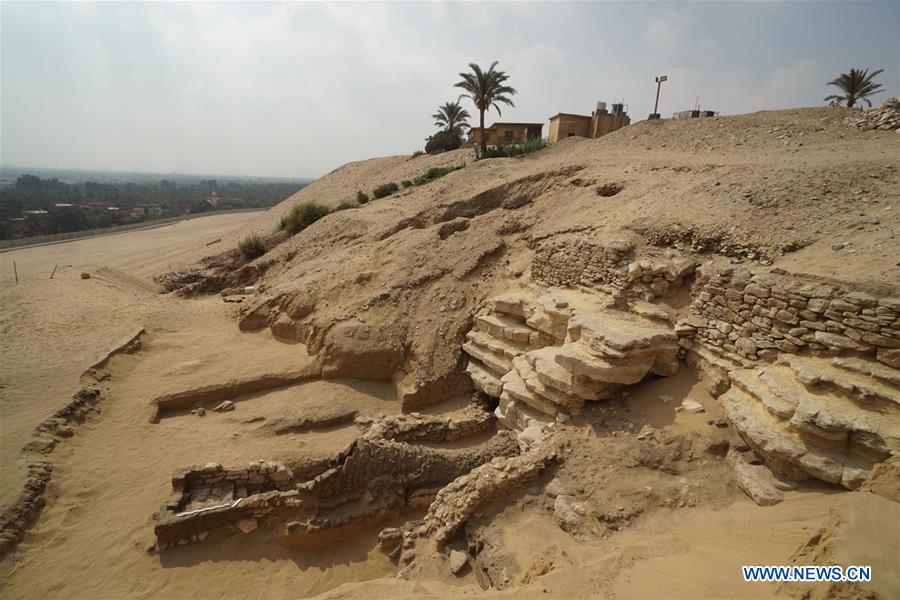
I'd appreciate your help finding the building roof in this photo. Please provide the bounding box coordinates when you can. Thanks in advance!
[548,112,592,121]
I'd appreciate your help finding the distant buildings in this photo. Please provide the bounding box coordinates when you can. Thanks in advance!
[548,102,631,144]
[461,101,632,150]
[462,122,544,148]
[673,109,718,119]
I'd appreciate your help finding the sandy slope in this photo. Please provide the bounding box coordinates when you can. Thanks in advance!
[0,213,260,508]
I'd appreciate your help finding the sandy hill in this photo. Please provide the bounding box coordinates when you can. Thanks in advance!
[194,106,898,405]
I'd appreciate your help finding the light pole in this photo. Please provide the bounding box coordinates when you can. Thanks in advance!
[649,75,667,120]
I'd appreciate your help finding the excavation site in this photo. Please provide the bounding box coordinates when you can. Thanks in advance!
[2,103,899,598]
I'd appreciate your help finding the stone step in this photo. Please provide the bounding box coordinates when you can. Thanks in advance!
[500,365,561,417]
[462,341,512,375]
[567,309,678,359]
[474,314,536,345]
[778,354,900,407]
[465,360,503,398]
[512,355,584,412]
[465,330,530,361]
[494,394,554,432]
[489,292,535,319]
[555,340,655,385]
[526,346,619,401]
[832,356,900,387]
[719,386,854,487]
[729,368,799,419]
[523,294,571,342]
[723,367,899,488]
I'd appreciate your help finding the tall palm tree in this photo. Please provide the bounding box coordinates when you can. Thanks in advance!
[432,101,471,138]
[455,61,517,157]
[824,68,884,108]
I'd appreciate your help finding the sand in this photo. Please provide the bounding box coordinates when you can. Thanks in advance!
[0,212,261,508]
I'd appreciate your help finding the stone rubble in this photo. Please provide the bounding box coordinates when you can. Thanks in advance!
[845,97,900,132]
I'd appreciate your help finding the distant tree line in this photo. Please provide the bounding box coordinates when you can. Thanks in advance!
[0,174,305,239]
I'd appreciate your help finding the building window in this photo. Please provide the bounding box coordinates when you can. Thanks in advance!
[504,130,514,142]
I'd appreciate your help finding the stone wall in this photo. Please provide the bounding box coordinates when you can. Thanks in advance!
[531,237,697,302]
[685,266,900,366]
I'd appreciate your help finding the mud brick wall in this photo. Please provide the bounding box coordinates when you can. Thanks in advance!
[688,266,900,365]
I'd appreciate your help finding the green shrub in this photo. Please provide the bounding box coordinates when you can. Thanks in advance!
[372,182,400,199]
[279,202,331,235]
[334,200,357,211]
[238,234,266,259]
[356,190,369,204]
[414,164,464,186]
[425,131,462,154]
[481,137,548,159]
[411,150,425,157]
[401,180,414,188]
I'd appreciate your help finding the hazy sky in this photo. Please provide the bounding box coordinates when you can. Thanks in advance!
[2,1,897,178]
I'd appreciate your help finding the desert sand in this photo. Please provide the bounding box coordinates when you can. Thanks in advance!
[1,106,898,599]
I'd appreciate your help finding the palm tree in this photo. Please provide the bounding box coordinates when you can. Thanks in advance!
[455,61,517,157]
[824,68,884,108]
[432,101,471,139]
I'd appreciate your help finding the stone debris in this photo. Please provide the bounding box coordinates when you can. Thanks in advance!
[845,97,900,131]
[377,527,403,559]
[0,462,52,558]
[680,399,706,413]
[212,400,235,412]
[449,549,468,575]
[553,494,588,532]
[727,448,784,506]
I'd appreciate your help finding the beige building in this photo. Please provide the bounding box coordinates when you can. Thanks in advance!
[548,102,631,144]
[463,122,544,147]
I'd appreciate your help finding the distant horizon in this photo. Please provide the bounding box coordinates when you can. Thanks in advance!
[0,163,315,184]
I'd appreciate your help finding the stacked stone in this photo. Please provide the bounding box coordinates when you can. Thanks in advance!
[683,266,900,367]
[531,238,632,289]
[463,288,680,448]
[622,257,697,302]
[531,237,697,303]
[845,97,900,131]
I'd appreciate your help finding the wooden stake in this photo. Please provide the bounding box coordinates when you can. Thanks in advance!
[50,264,58,279]
[13,261,18,283]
